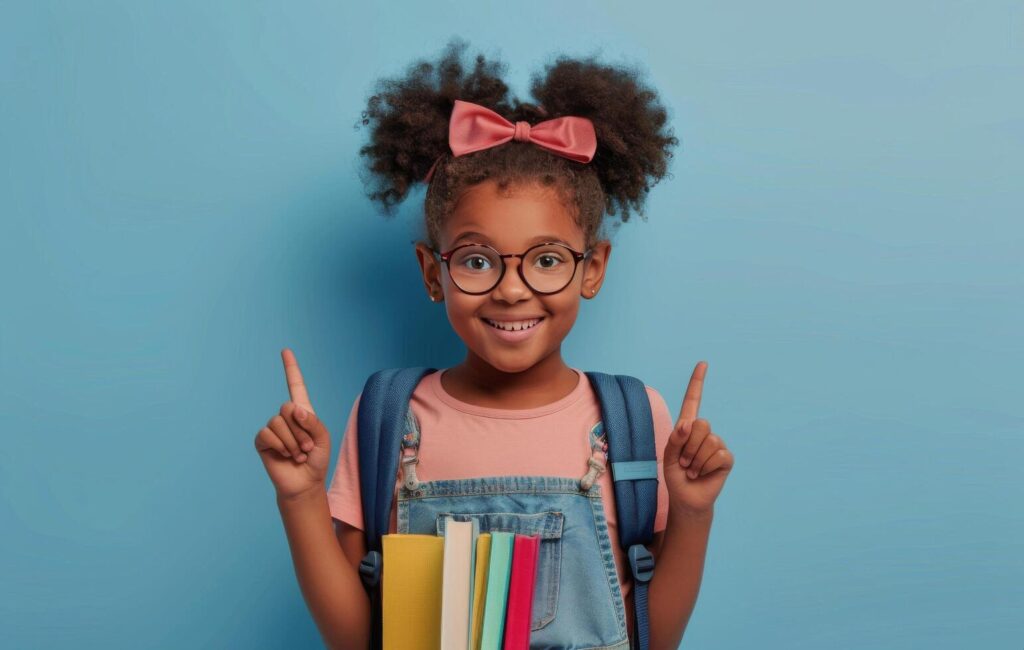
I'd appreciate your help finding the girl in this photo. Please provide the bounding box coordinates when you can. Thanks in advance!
[255,39,734,650]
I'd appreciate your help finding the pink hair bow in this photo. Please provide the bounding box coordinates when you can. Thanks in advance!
[424,99,597,182]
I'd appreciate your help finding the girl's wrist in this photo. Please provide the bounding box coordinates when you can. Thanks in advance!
[276,484,326,508]
[668,504,714,525]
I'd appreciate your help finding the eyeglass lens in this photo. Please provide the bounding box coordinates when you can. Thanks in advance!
[448,244,579,293]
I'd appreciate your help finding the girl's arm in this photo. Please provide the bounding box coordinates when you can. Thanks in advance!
[649,361,734,649]
[647,507,713,649]
[277,488,370,650]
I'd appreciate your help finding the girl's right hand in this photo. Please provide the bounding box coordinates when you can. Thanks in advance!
[254,348,333,501]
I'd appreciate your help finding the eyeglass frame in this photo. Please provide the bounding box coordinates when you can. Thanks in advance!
[430,241,594,296]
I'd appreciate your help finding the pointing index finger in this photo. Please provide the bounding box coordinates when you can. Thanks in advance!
[281,348,315,414]
[677,360,708,425]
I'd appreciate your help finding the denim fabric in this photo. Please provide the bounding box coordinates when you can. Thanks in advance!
[397,472,630,649]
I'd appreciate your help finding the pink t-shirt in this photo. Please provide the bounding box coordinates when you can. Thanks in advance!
[326,367,674,605]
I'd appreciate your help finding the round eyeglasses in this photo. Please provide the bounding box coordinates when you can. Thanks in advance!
[431,242,593,295]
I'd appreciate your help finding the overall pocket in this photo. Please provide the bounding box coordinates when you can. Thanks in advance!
[436,510,564,630]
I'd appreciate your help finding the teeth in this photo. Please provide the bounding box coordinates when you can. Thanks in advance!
[485,318,542,331]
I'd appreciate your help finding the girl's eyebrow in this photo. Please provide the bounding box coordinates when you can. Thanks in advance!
[452,230,572,246]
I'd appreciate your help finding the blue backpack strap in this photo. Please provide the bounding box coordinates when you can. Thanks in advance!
[355,366,436,650]
[584,371,658,650]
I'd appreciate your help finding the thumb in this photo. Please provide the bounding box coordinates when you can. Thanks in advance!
[292,404,330,448]
[663,419,692,467]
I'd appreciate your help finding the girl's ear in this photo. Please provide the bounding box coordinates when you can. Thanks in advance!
[581,240,611,298]
[414,242,444,300]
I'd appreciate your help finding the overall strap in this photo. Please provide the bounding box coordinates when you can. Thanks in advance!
[584,371,658,650]
[355,366,436,650]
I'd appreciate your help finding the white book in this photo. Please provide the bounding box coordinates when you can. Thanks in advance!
[439,517,479,650]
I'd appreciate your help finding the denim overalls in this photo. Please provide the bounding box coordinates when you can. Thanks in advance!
[395,406,631,650]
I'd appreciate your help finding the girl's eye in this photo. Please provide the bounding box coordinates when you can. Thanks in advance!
[535,254,566,269]
[461,255,493,271]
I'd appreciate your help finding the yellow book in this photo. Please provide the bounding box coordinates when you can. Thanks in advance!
[470,533,492,650]
[382,534,445,650]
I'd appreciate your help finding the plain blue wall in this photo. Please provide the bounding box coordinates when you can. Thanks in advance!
[2,1,1021,648]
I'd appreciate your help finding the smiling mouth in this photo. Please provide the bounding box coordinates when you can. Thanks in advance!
[481,317,545,332]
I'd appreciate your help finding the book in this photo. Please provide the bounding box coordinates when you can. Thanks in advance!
[502,534,540,650]
[440,517,480,650]
[479,531,515,650]
[381,533,444,650]
[470,533,492,650]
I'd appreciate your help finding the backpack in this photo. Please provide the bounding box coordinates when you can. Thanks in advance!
[355,367,658,650]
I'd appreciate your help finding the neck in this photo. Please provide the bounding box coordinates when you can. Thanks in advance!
[442,349,580,409]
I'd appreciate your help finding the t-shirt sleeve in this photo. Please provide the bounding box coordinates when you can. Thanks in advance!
[646,385,675,533]
[325,392,364,530]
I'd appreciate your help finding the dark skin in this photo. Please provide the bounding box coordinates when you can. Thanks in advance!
[410,177,734,647]
[260,177,734,649]
[413,178,611,410]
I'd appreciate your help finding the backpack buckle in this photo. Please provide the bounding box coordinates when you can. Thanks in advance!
[358,550,382,589]
[628,543,655,584]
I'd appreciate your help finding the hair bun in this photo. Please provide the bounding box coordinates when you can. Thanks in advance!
[355,38,513,214]
[529,54,679,221]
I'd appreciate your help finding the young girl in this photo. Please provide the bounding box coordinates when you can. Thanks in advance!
[255,39,734,650]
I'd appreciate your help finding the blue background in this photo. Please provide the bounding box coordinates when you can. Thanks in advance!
[2,1,1021,648]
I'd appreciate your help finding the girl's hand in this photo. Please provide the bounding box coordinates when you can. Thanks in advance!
[662,361,735,516]
[253,348,333,501]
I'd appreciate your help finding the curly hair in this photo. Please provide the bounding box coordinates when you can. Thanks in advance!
[355,37,679,250]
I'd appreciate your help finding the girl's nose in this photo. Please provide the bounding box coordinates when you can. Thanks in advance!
[490,257,532,303]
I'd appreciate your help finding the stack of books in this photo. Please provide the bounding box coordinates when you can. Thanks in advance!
[380,517,541,650]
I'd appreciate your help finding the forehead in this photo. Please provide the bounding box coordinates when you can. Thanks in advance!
[442,180,583,250]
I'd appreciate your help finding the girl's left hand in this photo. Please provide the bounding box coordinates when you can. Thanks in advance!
[662,361,735,516]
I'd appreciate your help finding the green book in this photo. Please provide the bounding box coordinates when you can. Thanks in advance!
[478,531,515,649]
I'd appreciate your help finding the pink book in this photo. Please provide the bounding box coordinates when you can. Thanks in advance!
[502,534,540,650]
